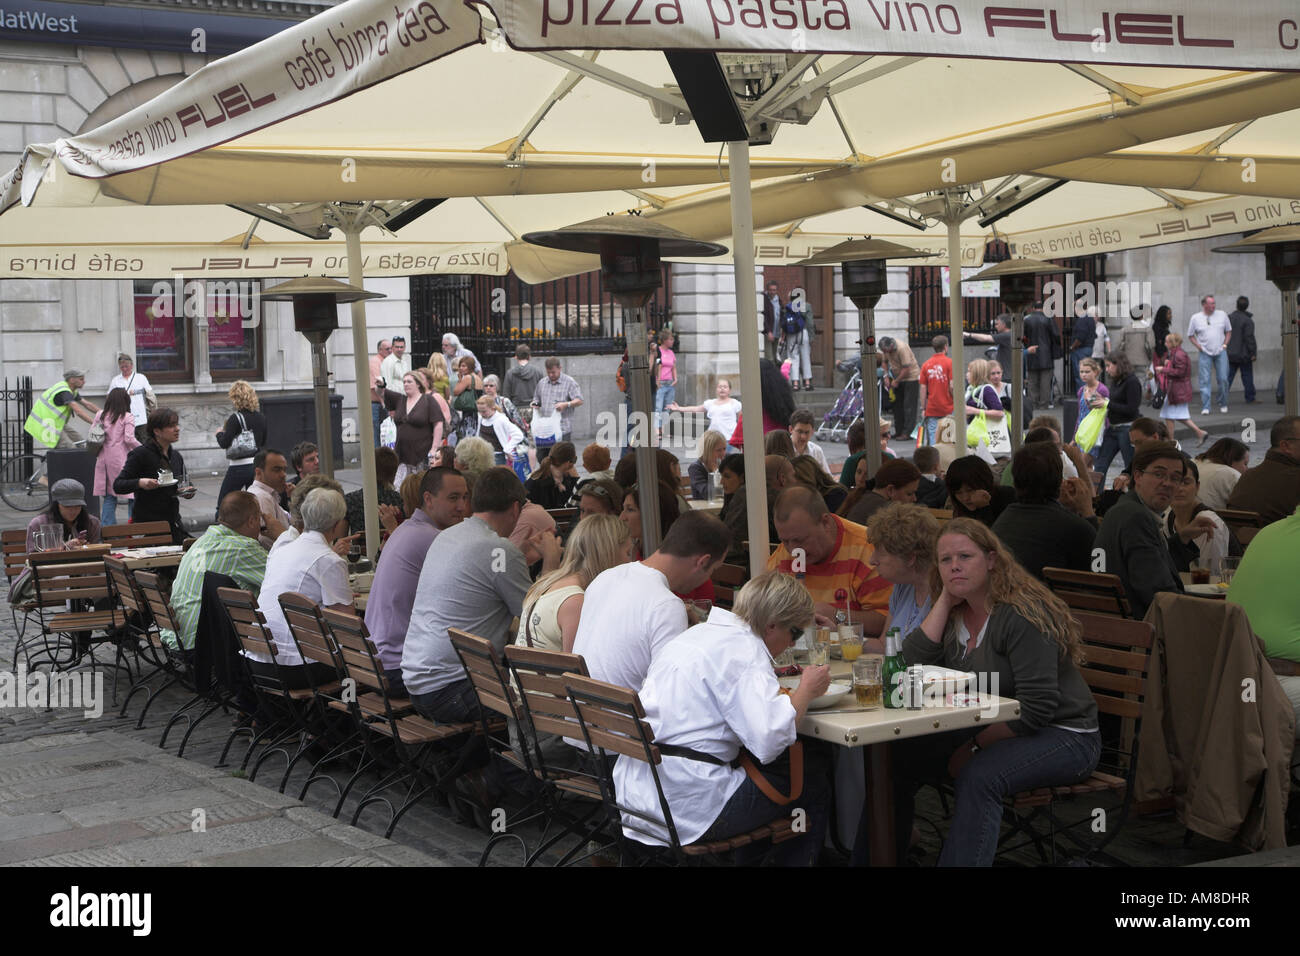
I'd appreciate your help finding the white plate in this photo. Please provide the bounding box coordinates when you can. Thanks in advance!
[155,479,178,487]
[1185,583,1227,597]
[779,677,853,709]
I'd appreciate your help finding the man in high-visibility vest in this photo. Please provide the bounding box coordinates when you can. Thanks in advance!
[23,369,100,449]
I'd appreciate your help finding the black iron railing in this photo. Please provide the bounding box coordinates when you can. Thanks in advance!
[411,267,672,379]
[907,255,1108,345]
[0,377,33,461]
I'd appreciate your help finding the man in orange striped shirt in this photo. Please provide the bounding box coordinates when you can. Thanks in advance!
[766,487,892,637]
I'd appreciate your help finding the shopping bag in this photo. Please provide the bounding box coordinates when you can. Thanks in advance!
[1073,401,1108,452]
[966,411,1010,455]
[532,410,562,442]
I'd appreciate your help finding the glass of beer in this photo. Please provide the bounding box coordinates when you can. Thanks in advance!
[853,658,883,710]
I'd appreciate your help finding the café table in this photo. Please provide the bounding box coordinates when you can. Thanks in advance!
[797,659,1020,865]
[111,546,184,571]
[687,498,722,516]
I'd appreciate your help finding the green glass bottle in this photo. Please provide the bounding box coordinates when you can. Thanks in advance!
[883,628,906,709]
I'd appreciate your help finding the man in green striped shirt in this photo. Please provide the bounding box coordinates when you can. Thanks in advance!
[161,492,267,652]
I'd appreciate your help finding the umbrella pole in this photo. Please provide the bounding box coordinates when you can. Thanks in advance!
[1284,289,1299,418]
[860,304,882,478]
[1011,308,1024,452]
[344,222,382,565]
[947,216,966,451]
[625,307,663,553]
[728,139,770,578]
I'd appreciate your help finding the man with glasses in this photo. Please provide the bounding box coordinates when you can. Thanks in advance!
[1226,415,1300,526]
[1096,442,1217,620]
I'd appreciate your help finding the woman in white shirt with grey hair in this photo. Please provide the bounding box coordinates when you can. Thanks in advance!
[249,488,355,689]
[612,570,832,865]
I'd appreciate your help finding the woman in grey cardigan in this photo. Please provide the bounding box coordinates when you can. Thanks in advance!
[877,517,1100,867]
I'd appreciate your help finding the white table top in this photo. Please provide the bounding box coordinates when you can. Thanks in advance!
[687,498,722,514]
[798,693,1021,748]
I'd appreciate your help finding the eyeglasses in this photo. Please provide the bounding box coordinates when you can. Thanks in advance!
[1138,468,1182,485]
[583,483,614,501]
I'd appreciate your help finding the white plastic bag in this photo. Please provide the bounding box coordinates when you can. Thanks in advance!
[531,411,562,441]
[379,416,397,449]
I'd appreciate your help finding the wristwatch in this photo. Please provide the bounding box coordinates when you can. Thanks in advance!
[970,742,981,755]
[834,610,848,626]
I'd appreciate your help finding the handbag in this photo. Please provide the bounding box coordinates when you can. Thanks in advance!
[452,386,481,414]
[1150,366,1168,410]
[86,418,107,456]
[225,412,257,460]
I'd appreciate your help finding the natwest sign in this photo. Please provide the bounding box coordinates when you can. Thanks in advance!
[0,0,297,54]
[485,0,1300,70]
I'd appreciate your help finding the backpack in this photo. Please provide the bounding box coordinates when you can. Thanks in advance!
[781,305,805,336]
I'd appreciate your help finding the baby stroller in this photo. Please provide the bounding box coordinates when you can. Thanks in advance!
[816,371,864,442]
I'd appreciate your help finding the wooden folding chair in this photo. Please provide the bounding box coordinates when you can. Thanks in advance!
[710,563,747,609]
[104,556,181,725]
[214,588,313,775]
[504,645,611,867]
[137,570,228,757]
[274,592,351,795]
[1215,508,1262,549]
[322,611,484,837]
[27,552,126,679]
[101,521,175,548]
[1043,567,1133,618]
[3,529,37,641]
[564,674,798,865]
[1000,613,1155,865]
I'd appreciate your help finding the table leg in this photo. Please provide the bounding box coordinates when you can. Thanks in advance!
[865,741,896,866]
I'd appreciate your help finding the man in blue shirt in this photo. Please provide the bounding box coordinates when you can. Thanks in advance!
[1068,306,1095,393]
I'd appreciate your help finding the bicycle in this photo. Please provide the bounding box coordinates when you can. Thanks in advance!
[0,439,88,512]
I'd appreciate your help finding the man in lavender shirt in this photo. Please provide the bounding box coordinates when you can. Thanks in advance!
[363,466,469,695]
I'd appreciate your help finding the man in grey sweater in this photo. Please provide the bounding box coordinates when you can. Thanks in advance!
[401,467,560,722]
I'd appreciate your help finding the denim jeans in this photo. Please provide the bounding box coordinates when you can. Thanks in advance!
[1198,349,1230,411]
[886,726,1100,866]
[100,495,131,526]
[1228,359,1256,403]
[410,677,482,724]
[1092,423,1134,482]
[699,758,829,866]
[923,417,941,446]
[654,383,675,433]
[371,401,384,448]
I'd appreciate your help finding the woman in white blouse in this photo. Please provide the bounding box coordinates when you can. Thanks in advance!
[669,378,743,450]
[475,393,525,468]
[1193,437,1250,511]
[611,570,832,865]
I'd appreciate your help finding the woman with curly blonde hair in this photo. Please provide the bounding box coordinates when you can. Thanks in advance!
[876,517,1099,867]
[213,379,268,513]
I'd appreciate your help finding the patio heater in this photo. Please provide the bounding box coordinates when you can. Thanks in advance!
[962,257,1077,454]
[522,216,727,552]
[1214,226,1300,417]
[261,276,385,479]
[797,239,936,478]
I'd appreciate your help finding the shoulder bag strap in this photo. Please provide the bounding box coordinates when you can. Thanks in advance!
[738,741,804,806]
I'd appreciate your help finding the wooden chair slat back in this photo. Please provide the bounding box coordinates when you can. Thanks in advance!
[277,593,335,667]
[563,674,658,764]
[135,571,180,632]
[448,628,516,720]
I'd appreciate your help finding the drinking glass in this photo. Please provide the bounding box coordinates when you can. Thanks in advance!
[773,647,795,671]
[852,658,883,710]
[32,525,63,552]
[1220,556,1240,587]
[808,641,829,667]
[840,630,864,663]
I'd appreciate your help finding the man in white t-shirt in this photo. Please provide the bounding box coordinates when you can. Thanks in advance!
[573,511,731,693]
[669,378,742,448]
[108,353,152,441]
[789,409,831,476]
[1187,295,1232,415]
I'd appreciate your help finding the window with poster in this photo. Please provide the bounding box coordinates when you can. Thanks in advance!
[132,279,264,383]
